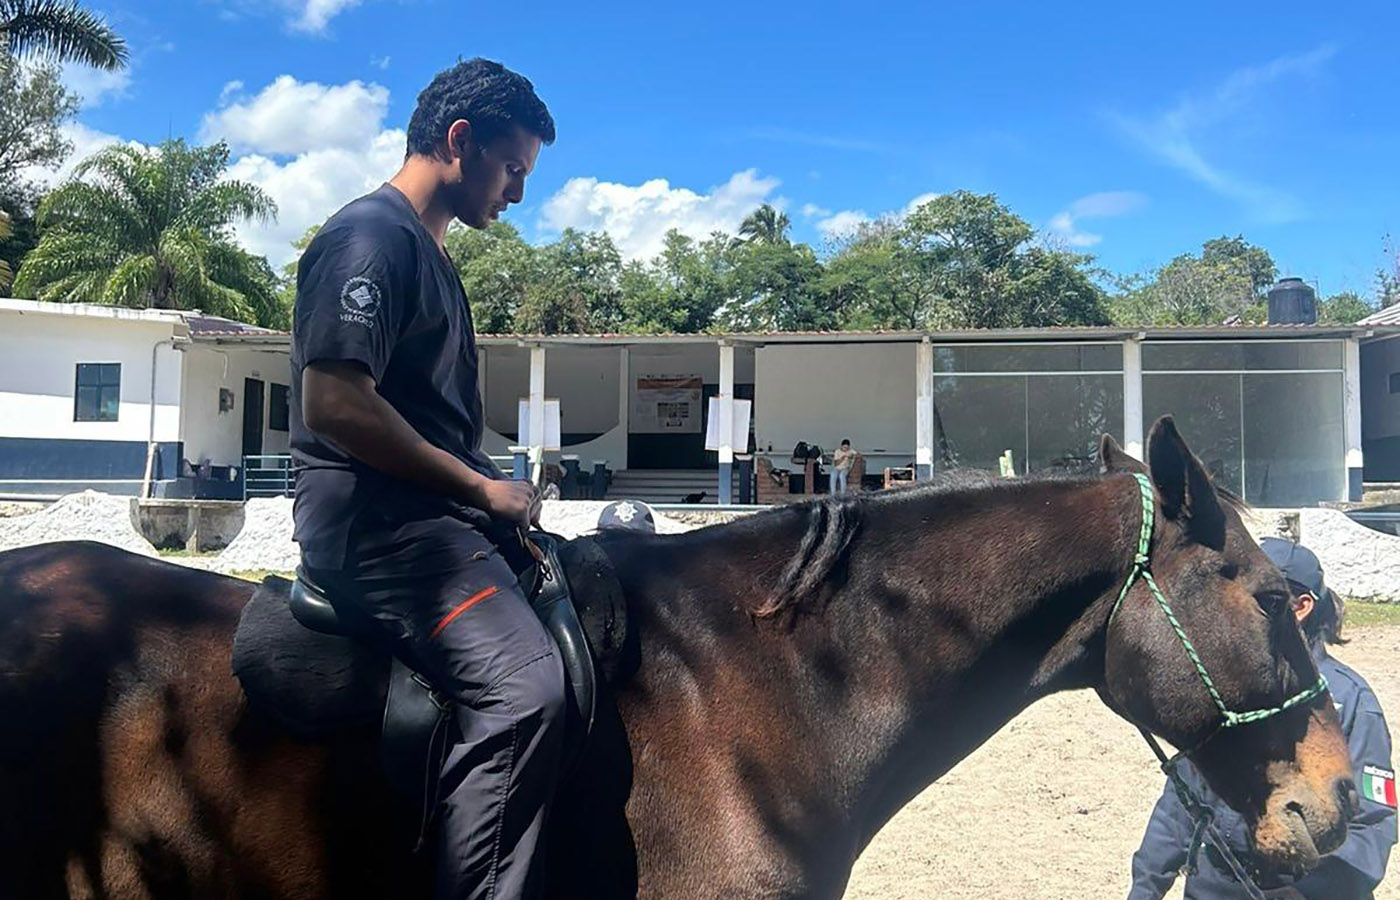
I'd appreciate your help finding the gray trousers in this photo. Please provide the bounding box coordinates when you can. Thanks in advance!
[312,511,565,900]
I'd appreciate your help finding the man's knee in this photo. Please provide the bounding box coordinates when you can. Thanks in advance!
[499,651,567,734]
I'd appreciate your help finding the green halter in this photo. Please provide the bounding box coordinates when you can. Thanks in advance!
[1110,472,1328,737]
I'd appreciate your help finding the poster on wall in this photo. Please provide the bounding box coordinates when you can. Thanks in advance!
[704,398,752,451]
[633,375,703,434]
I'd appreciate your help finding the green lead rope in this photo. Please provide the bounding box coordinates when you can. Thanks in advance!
[1110,472,1331,900]
[1110,472,1328,732]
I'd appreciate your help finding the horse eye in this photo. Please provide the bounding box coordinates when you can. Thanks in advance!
[1256,591,1290,616]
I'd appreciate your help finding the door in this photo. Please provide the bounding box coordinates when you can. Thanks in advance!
[242,377,265,457]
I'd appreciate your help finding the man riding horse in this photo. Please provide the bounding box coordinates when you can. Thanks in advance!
[290,58,558,900]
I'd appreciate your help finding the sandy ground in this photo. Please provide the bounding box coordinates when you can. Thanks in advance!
[843,627,1400,900]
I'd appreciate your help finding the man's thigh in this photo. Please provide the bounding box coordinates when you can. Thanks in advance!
[328,515,555,705]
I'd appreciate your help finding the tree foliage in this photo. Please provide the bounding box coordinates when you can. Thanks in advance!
[1,0,127,70]
[0,52,77,207]
[14,139,286,326]
[1111,236,1277,326]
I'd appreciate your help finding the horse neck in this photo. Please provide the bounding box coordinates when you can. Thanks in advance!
[618,475,1143,863]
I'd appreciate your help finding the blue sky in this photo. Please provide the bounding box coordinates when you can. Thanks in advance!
[53,0,1400,298]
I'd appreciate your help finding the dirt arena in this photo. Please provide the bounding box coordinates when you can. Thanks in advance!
[844,626,1400,900]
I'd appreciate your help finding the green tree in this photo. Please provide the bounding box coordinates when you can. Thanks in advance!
[723,238,828,331]
[1,0,126,69]
[275,224,320,313]
[1201,235,1278,299]
[15,139,285,326]
[619,230,736,333]
[1112,237,1276,326]
[1377,236,1400,310]
[521,228,623,334]
[447,221,540,333]
[0,52,78,200]
[0,207,13,291]
[1317,290,1375,325]
[738,204,791,245]
[821,192,1108,329]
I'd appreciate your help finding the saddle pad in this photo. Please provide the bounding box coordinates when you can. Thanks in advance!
[232,577,389,738]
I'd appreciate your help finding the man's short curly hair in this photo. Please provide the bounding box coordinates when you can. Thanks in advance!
[406,58,555,158]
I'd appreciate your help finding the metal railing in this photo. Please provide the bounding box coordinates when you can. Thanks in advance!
[243,454,295,500]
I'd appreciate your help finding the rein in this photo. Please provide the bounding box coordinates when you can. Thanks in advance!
[1108,472,1329,898]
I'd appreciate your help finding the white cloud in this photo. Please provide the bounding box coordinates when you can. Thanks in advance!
[226,128,405,265]
[288,0,361,33]
[902,192,940,217]
[540,169,781,261]
[1045,190,1147,248]
[21,122,126,189]
[200,75,390,156]
[60,61,132,108]
[371,55,391,71]
[814,190,941,239]
[816,210,871,238]
[1113,44,1335,223]
[801,203,831,219]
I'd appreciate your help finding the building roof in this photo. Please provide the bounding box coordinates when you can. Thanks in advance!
[5,297,1398,348]
[1360,304,1400,326]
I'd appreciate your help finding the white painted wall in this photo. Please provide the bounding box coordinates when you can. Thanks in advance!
[0,307,182,442]
[179,344,291,467]
[1361,336,1400,441]
[755,343,916,457]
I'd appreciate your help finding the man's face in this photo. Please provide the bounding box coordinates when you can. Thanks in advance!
[448,122,542,230]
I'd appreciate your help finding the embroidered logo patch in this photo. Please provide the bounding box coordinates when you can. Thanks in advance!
[339,276,382,327]
[1362,765,1397,807]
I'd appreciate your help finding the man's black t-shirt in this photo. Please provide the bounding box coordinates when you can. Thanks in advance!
[290,184,502,569]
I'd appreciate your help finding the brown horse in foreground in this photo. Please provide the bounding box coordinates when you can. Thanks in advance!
[0,419,1357,898]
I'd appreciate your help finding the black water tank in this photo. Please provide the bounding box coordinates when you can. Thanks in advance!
[1267,277,1317,325]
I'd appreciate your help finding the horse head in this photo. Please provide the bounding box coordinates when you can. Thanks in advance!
[1098,416,1356,877]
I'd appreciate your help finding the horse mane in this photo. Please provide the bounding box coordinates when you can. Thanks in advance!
[743,468,1247,620]
[750,469,1000,619]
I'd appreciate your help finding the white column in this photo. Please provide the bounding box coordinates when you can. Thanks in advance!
[915,339,933,479]
[717,341,735,504]
[1123,337,1144,460]
[1344,337,1363,502]
[528,344,546,481]
[617,347,629,471]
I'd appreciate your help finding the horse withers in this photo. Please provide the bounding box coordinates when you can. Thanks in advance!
[0,416,1357,898]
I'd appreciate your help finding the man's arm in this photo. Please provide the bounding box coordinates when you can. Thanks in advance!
[303,360,539,527]
[1127,784,1193,900]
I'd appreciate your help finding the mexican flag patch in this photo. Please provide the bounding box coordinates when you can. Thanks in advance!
[1362,765,1397,807]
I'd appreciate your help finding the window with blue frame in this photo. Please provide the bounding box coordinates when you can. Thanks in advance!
[74,363,121,422]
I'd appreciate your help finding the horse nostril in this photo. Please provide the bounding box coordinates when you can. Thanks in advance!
[1338,777,1360,818]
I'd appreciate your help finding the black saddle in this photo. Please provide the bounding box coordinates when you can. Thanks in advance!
[231,533,634,847]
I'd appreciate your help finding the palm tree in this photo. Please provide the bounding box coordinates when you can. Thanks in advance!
[739,204,791,245]
[15,139,285,326]
[1,0,126,69]
[0,208,13,292]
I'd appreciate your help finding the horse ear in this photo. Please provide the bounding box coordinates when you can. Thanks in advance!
[1146,416,1225,547]
[1099,433,1147,475]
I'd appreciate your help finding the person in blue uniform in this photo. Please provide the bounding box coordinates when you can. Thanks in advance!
[291,59,562,900]
[1127,538,1396,900]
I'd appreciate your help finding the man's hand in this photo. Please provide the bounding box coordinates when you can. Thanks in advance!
[473,479,539,529]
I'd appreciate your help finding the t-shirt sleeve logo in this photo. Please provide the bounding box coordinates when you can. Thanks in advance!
[1362,765,1397,807]
[339,276,383,327]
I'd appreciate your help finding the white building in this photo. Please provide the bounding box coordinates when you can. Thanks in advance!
[3,296,1398,505]
[0,298,291,499]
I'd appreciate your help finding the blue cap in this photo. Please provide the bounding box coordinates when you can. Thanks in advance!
[597,500,655,533]
[1260,537,1327,599]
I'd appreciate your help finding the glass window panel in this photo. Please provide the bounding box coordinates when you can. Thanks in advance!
[99,363,121,386]
[1142,342,1342,372]
[931,375,1026,472]
[1027,375,1124,474]
[97,387,120,421]
[1143,374,1244,496]
[75,386,99,421]
[268,383,290,432]
[76,363,97,387]
[1242,373,1343,506]
[931,344,1122,373]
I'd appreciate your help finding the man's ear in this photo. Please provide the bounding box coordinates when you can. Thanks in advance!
[445,118,474,161]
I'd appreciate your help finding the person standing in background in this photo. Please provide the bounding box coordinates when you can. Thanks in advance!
[831,439,856,493]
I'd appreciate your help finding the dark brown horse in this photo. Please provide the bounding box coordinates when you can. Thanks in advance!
[0,419,1357,899]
